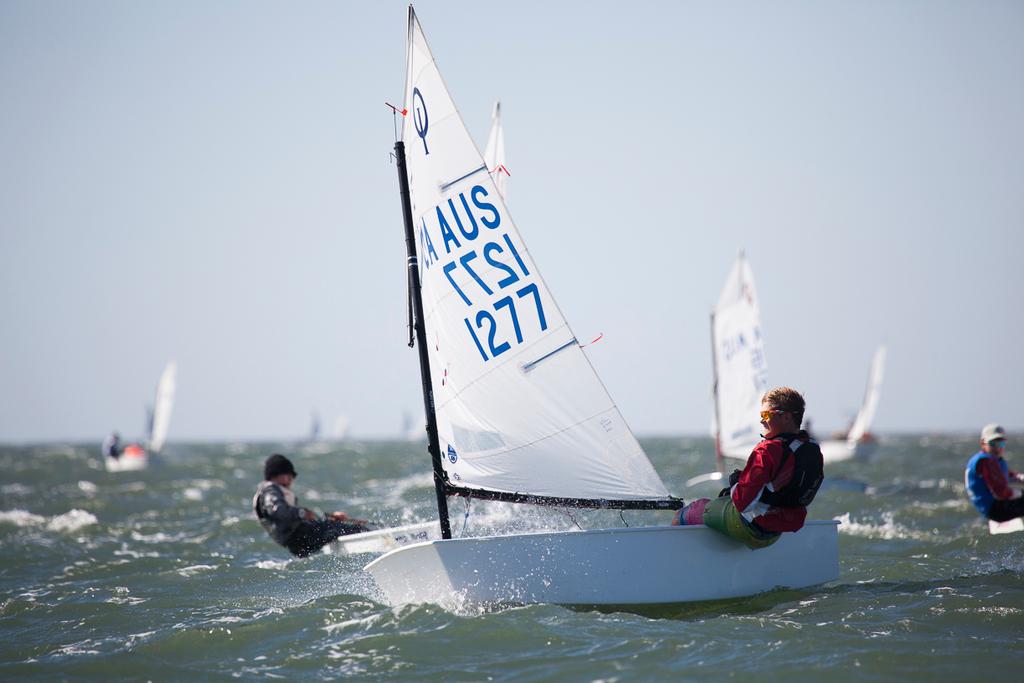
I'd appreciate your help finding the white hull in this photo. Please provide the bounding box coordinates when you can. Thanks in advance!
[105,453,148,472]
[327,521,440,555]
[819,439,878,464]
[989,518,1024,535]
[366,521,839,607]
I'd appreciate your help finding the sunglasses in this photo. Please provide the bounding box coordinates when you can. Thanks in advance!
[989,439,1007,448]
[760,409,787,422]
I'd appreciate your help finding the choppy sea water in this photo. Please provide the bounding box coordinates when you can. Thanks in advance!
[0,435,1021,681]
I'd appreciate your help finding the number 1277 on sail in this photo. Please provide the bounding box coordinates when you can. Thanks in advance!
[463,283,547,362]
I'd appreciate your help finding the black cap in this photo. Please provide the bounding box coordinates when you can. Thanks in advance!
[264,453,297,480]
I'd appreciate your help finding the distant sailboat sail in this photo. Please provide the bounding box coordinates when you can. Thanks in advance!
[845,345,886,443]
[148,361,176,454]
[400,8,671,509]
[310,410,322,442]
[483,101,508,201]
[819,344,886,462]
[711,253,767,460]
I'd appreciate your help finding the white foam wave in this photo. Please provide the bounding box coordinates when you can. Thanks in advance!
[255,559,292,570]
[833,512,934,541]
[0,508,97,533]
[47,509,98,533]
[130,530,211,544]
[183,488,204,501]
[176,564,217,577]
[0,509,47,527]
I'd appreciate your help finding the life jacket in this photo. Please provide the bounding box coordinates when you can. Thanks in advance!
[253,481,303,546]
[964,451,1006,515]
[758,431,823,508]
[252,480,298,518]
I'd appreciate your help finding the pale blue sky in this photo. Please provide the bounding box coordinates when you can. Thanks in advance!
[1,1,1022,442]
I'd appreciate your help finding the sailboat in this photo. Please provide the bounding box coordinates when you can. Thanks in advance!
[364,8,838,607]
[818,346,886,463]
[106,361,176,472]
[684,252,767,488]
[710,252,768,462]
[147,361,177,454]
[309,410,322,443]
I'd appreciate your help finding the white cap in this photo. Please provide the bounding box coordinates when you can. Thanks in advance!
[980,424,1006,443]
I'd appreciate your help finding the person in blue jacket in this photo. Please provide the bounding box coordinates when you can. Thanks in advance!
[965,424,1024,522]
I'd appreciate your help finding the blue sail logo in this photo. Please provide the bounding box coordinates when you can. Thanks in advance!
[447,444,458,463]
[412,87,429,155]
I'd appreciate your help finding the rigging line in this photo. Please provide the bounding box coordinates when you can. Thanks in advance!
[385,102,407,143]
[563,508,582,531]
[461,496,472,535]
[619,510,629,527]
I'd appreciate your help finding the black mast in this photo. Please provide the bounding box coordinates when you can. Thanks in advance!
[394,140,453,539]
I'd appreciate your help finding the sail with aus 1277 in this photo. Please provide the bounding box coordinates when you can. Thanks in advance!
[365,6,839,608]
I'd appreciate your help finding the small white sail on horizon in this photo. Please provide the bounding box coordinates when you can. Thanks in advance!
[845,344,886,444]
[820,345,886,462]
[147,361,176,454]
[710,252,768,460]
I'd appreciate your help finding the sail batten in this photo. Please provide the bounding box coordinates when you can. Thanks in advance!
[400,8,671,504]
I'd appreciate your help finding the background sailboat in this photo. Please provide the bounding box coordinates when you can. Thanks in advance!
[686,252,766,488]
[819,345,886,463]
[309,410,321,443]
[710,252,768,463]
[107,361,176,471]
[147,361,176,454]
[364,7,838,608]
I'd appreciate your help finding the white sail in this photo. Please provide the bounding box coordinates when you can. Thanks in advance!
[148,361,176,454]
[401,10,668,502]
[483,101,508,202]
[711,253,767,459]
[845,345,886,443]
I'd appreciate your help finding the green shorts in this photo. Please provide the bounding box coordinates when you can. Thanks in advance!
[702,495,781,550]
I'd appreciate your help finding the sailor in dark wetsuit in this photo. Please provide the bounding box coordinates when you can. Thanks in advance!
[253,453,370,557]
[102,431,122,459]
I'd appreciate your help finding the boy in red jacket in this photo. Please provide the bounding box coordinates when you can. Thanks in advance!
[676,387,823,548]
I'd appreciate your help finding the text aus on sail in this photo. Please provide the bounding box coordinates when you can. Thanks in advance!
[418,184,547,363]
